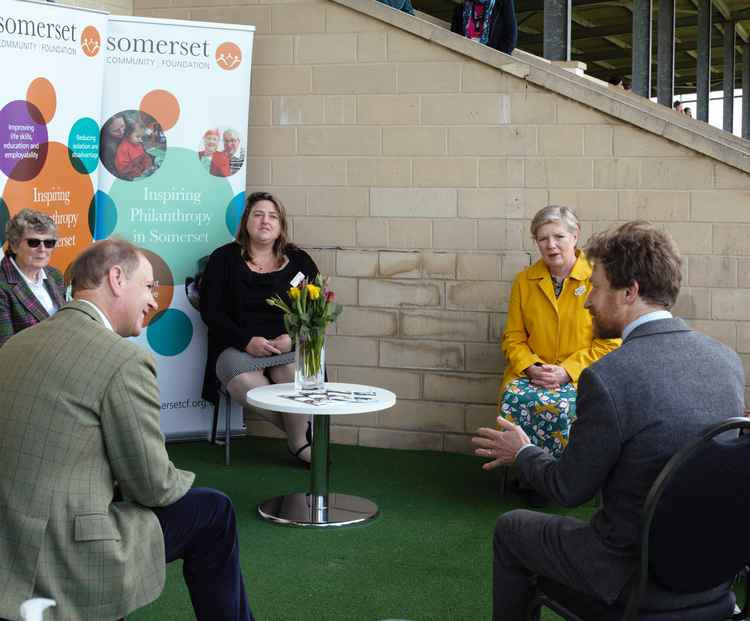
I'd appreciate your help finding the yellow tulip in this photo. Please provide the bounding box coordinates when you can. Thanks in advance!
[289,287,301,299]
[306,284,321,300]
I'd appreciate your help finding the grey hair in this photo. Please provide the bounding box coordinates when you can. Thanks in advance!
[530,205,580,238]
[5,208,57,253]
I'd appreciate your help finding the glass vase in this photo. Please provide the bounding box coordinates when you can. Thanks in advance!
[294,332,325,393]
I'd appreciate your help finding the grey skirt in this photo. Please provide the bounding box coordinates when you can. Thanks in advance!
[216,347,295,385]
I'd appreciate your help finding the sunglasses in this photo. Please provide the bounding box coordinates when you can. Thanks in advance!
[25,238,57,249]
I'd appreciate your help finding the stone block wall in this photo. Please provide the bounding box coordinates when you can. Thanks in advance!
[131,0,750,452]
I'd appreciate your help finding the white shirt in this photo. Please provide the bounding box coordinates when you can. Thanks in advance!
[77,299,114,332]
[10,257,56,317]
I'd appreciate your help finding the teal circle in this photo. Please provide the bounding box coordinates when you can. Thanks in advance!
[89,191,117,240]
[68,117,100,174]
[147,309,193,356]
[225,191,245,237]
[110,146,234,283]
[0,199,8,245]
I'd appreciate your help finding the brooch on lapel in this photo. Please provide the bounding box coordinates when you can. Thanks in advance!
[574,285,586,296]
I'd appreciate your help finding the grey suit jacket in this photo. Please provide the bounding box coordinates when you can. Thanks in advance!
[517,317,745,602]
[0,301,195,621]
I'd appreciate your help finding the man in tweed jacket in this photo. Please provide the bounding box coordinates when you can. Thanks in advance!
[473,222,745,620]
[0,239,253,621]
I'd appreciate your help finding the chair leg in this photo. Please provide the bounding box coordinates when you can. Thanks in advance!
[210,398,220,445]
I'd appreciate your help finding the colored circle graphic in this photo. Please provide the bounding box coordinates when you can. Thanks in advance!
[80,26,101,57]
[68,117,100,174]
[99,110,167,181]
[0,100,49,181]
[140,248,174,322]
[89,191,117,240]
[26,78,56,124]
[140,90,180,132]
[225,192,245,237]
[147,309,193,356]
[0,199,9,245]
[215,42,242,70]
[109,146,234,283]
[3,141,94,271]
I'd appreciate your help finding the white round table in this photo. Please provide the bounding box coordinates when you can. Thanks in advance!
[247,382,396,527]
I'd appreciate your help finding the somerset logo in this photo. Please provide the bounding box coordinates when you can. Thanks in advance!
[80,26,101,57]
[215,42,241,70]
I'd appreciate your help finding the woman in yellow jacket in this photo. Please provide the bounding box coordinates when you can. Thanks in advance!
[500,205,620,459]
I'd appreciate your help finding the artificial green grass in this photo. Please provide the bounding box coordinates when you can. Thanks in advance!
[128,436,599,621]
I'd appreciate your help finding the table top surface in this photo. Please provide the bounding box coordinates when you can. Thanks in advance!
[246,382,396,416]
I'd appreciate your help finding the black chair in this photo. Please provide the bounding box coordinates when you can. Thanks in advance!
[529,416,750,621]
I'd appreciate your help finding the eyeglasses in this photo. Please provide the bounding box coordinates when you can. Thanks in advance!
[25,238,57,249]
[148,280,160,299]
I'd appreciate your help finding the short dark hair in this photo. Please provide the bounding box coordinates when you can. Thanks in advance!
[585,221,682,308]
[236,191,292,261]
[71,238,142,295]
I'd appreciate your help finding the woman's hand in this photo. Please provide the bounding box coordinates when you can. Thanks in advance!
[270,334,293,353]
[525,364,570,389]
[246,336,281,357]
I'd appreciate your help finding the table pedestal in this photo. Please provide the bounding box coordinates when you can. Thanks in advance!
[258,413,379,527]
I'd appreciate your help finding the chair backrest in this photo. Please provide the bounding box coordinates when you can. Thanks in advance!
[643,417,750,594]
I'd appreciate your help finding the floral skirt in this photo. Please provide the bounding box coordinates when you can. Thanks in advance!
[499,378,578,458]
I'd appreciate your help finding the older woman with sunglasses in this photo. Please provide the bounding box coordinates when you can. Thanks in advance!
[0,209,66,346]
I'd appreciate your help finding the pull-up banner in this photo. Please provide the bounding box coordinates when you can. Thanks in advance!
[0,0,107,272]
[98,16,254,438]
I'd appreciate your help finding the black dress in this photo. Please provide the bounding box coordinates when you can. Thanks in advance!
[200,241,319,404]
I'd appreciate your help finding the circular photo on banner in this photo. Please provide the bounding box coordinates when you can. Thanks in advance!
[200,127,244,178]
[100,110,166,181]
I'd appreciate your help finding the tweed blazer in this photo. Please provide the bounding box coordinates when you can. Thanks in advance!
[0,255,66,346]
[0,301,195,621]
[516,317,745,603]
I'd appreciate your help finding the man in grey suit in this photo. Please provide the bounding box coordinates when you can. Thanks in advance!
[473,222,745,620]
[0,239,253,621]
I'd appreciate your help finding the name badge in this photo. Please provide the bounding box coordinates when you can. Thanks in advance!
[290,272,305,287]
[574,285,586,297]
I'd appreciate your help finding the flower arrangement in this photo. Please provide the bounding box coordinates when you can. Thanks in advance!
[267,274,342,390]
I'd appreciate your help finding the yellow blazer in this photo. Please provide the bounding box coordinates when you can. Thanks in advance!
[500,251,620,393]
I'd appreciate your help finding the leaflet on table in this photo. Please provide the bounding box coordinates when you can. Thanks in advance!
[279,389,377,406]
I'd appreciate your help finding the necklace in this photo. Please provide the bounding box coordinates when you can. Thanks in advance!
[248,256,276,273]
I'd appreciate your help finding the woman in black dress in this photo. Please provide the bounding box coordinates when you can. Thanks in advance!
[201,192,318,465]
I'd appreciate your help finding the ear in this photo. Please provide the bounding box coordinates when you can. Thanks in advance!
[107,265,125,297]
[623,280,640,304]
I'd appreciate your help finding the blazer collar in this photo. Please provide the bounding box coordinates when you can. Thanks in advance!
[1,255,51,323]
[624,317,690,343]
[526,249,591,282]
[61,299,109,327]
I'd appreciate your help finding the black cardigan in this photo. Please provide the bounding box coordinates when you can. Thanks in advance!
[200,241,319,404]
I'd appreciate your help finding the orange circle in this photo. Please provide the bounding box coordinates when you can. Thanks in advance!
[140,249,174,325]
[26,78,56,124]
[80,26,101,57]
[2,142,94,273]
[215,42,242,71]
[140,90,180,131]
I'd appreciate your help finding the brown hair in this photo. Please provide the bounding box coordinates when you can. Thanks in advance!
[235,191,292,261]
[585,221,682,308]
[70,238,142,295]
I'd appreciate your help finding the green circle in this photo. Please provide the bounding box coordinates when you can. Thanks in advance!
[68,117,100,174]
[0,199,9,245]
[147,309,193,356]
[109,146,234,282]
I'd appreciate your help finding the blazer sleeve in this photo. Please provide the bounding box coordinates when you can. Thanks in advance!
[199,247,256,351]
[502,275,543,375]
[451,2,464,34]
[0,288,13,347]
[100,349,194,507]
[516,366,622,506]
[560,337,621,383]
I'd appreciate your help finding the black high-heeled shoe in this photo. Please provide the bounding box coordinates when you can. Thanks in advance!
[288,421,312,469]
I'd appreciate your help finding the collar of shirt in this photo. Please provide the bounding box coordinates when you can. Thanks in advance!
[10,256,46,286]
[622,310,673,341]
[77,298,114,332]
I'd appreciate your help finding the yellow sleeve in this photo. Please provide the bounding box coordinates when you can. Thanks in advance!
[560,337,621,383]
[502,275,543,376]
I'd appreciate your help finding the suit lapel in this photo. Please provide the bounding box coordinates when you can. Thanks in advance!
[2,258,50,323]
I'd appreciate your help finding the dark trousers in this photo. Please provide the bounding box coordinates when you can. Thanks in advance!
[153,487,254,621]
[493,510,629,621]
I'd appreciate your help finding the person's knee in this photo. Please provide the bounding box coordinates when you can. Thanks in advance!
[495,510,535,559]
[192,487,236,525]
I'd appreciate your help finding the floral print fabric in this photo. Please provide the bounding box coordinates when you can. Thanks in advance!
[499,377,577,458]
